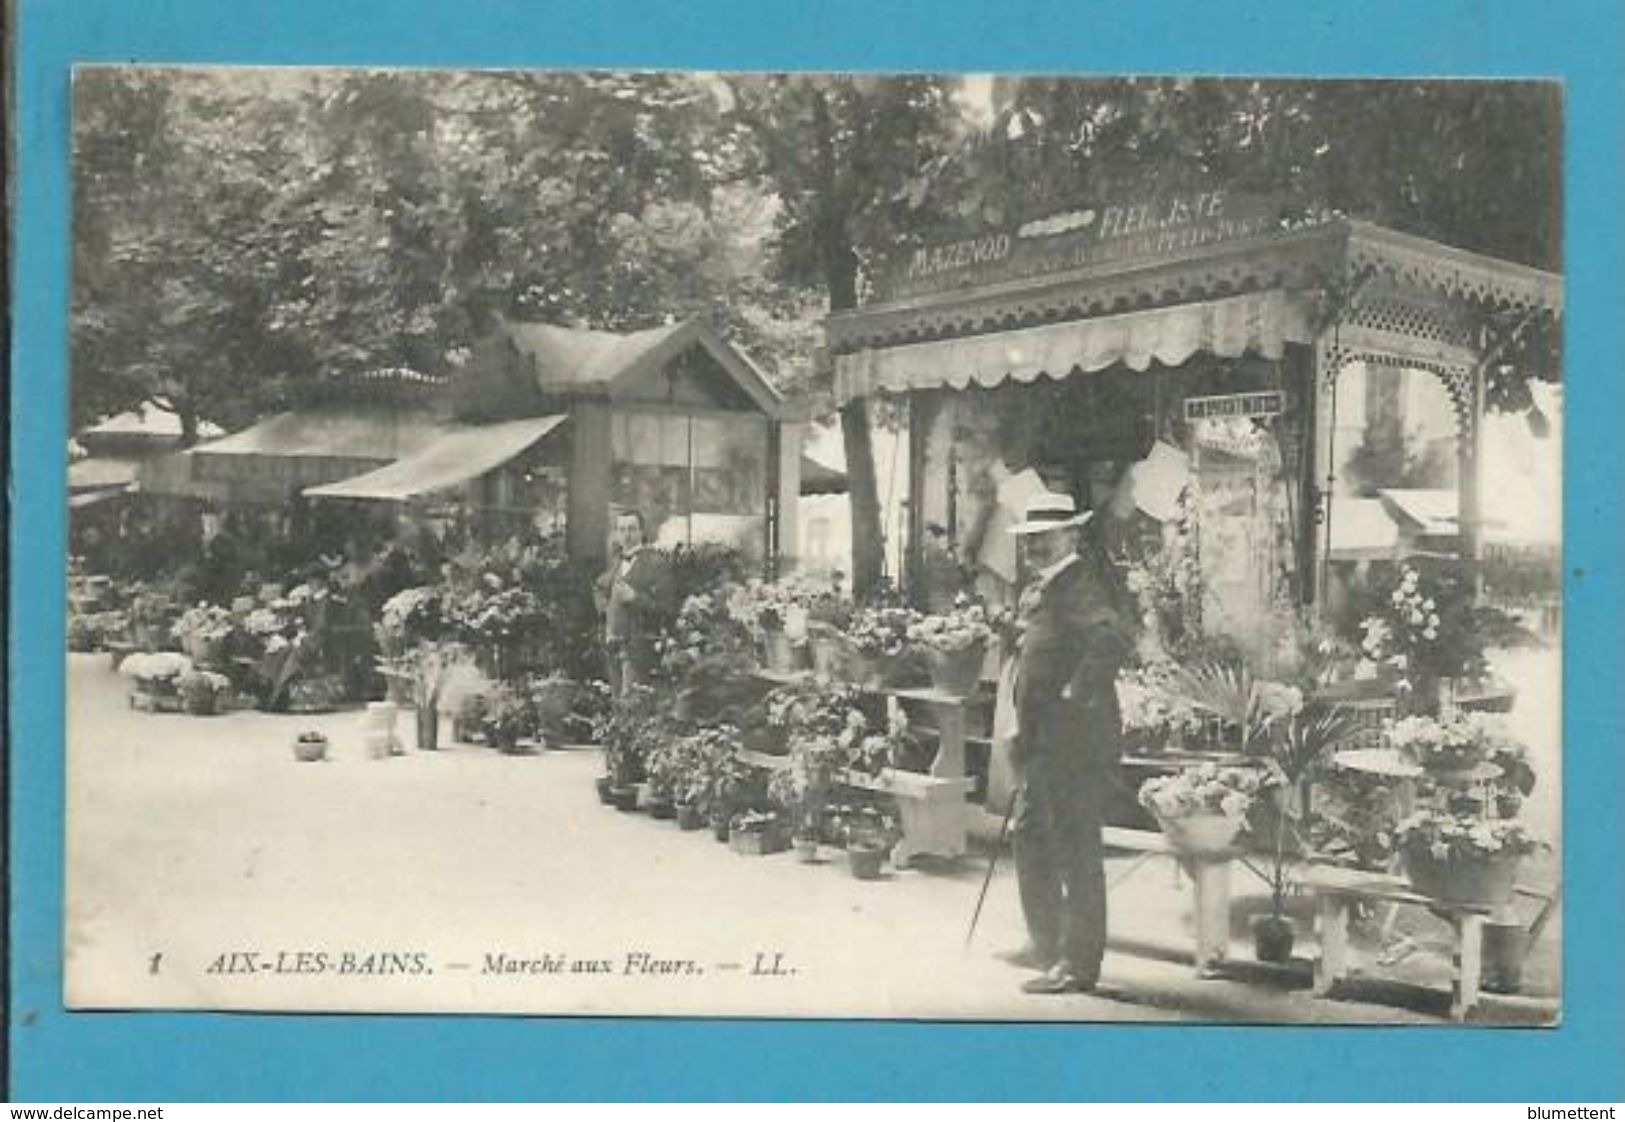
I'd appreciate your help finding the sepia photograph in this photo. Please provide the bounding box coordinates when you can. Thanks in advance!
[63,69,1564,1024]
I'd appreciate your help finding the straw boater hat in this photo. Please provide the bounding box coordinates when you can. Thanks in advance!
[1008,491,1094,535]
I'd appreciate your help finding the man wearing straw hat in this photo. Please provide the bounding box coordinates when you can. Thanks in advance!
[1003,491,1137,995]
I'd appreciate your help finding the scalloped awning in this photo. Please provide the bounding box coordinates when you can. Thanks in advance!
[834,291,1315,404]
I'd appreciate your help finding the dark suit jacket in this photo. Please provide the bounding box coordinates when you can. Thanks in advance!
[1013,546,1137,768]
[595,548,670,648]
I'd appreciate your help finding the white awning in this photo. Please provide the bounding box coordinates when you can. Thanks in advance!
[834,291,1314,404]
[303,415,567,502]
[1328,498,1401,561]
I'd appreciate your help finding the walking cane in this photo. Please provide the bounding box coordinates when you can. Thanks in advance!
[965,787,1020,947]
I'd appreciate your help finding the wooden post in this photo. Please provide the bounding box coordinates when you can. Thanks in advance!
[775,420,805,572]
[1457,362,1485,600]
[568,400,613,563]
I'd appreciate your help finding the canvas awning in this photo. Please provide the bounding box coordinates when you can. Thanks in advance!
[1328,498,1402,561]
[303,415,567,502]
[833,291,1314,404]
[68,456,141,492]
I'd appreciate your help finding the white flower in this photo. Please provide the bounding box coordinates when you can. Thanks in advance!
[1423,627,1438,641]
[1423,598,1435,610]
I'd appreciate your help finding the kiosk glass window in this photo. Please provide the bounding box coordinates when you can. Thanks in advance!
[611,409,768,559]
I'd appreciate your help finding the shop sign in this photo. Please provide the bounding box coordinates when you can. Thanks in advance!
[1183,390,1286,421]
[875,189,1282,302]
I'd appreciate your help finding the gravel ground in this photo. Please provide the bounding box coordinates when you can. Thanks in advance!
[64,652,1559,1025]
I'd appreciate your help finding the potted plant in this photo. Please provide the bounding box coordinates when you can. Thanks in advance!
[1137,761,1269,857]
[729,808,790,856]
[840,602,923,688]
[1250,704,1363,962]
[1384,712,1496,776]
[380,640,472,752]
[120,651,194,711]
[595,683,667,809]
[726,577,818,673]
[177,668,231,716]
[1396,808,1543,907]
[293,730,329,763]
[907,595,995,696]
[171,602,237,667]
[1356,560,1492,715]
[1115,661,1203,754]
[840,804,899,880]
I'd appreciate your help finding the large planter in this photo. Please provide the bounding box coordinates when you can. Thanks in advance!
[1155,812,1245,857]
[676,802,704,831]
[926,643,986,696]
[1403,846,1521,907]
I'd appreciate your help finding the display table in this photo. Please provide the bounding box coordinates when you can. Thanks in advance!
[748,671,977,865]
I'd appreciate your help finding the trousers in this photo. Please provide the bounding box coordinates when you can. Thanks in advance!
[1013,750,1108,982]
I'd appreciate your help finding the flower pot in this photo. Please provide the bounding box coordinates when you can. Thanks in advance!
[1251,914,1297,963]
[762,629,806,674]
[730,828,789,856]
[809,635,843,678]
[1481,917,1529,994]
[676,802,704,831]
[847,843,886,880]
[648,797,676,821]
[415,705,439,752]
[1155,812,1245,857]
[712,817,731,843]
[794,836,819,864]
[595,775,615,805]
[292,735,328,763]
[610,785,641,813]
[1403,846,1520,907]
[926,644,986,696]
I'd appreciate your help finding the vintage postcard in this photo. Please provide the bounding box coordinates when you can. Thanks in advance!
[64,68,1562,1023]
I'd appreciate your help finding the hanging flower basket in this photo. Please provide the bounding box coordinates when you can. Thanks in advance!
[1403,846,1521,907]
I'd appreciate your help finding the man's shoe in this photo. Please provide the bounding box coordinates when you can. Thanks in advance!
[1020,967,1097,995]
[995,945,1054,971]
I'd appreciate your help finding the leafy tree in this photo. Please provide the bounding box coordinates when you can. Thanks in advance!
[729,75,966,597]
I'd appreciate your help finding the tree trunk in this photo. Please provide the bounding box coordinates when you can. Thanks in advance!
[839,398,885,600]
[812,87,885,600]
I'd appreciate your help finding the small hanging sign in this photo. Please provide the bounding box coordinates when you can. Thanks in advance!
[1183,390,1286,421]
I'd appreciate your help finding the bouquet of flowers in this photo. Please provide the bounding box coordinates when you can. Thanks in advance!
[1384,712,1498,772]
[120,651,194,692]
[1115,661,1203,740]
[376,586,447,656]
[1357,562,1486,699]
[844,603,921,658]
[906,595,994,654]
[1396,808,1543,862]
[655,591,755,690]
[171,602,237,661]
[725,575,831,643]
[1138,761,1271,822]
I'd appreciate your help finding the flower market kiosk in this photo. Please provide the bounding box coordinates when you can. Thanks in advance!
[821,195,1564,1014]
[829,198,1563,654]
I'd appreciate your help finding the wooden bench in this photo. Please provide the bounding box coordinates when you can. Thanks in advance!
[1297,863,1497,1021]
